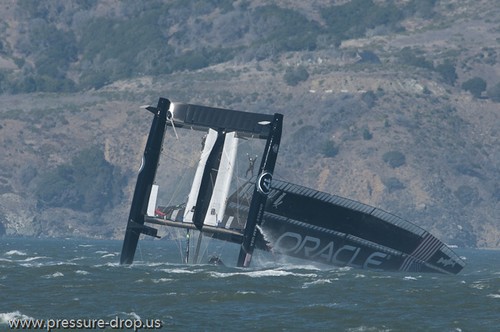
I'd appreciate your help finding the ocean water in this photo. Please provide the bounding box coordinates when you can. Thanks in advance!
[0,238,499,332]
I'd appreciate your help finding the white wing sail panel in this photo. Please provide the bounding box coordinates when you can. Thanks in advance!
[205,131,238,227]
[146,184,159,217]
[184,129,219,224]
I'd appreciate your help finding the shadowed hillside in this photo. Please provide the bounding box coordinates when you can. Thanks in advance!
[0,0,498,247]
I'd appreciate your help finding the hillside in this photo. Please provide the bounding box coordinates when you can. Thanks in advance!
[0,0,498,248]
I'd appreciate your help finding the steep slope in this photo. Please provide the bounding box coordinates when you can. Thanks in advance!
[0,0,498,247]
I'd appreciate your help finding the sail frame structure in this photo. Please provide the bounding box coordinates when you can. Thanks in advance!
[119,97,465,274]
[120,97,282,266]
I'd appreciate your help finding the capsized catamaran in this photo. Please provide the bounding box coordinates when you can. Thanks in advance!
[120,97,465,274]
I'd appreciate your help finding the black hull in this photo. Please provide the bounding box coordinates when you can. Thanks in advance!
[225,179,465,274]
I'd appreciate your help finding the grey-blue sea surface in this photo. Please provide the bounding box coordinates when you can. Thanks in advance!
[1,237,499,332]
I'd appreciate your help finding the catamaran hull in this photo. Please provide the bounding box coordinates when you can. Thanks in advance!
[259,218,454,273]
[120,97,464,275]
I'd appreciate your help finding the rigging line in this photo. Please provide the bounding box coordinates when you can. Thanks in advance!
[169,116,179,140]
[161,153,189,167]
[185,229,190,264]
[172,228,185,263]
[193,231,204,264]
[165,164,192,208]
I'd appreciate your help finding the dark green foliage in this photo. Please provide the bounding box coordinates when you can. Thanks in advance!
[462,77,487,98]
[362,128,373,140]
[321,0,404,40]
[382,151,406,168]
[398,47,434,70]
[454,185,478,206]
[252,5,320,53]
[406,0,437,18]
[435,61,457,85]
[36,146,125,214]
[361,90,377,108]
[283,66,309,86]
[78,14,169,88]
[486,82,500,102]
[382,177,405,193]
[322,140,339,158]
[0,216,5,236]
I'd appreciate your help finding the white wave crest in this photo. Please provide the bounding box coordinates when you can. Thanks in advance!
[160,268,197,274]
[101,253,116,258]
[21,256,47,262]
[4,250,27,256]
[43,272,64,278]
[302,278,334,288]
[487,294,500,299]
[209,269,318,278]
[0,311,35,324]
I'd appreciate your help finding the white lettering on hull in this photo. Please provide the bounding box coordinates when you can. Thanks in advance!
[275,231,388,269]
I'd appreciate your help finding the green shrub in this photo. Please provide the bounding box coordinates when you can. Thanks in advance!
[454,185,478,206]
[398,47,434,70]
[382,151,406,168]
[362,128,373,140]
[382,177,405,193]
[283,66,309,86]
[487,82,500,102]
[462,77,487,98]
[36,146,125,213]
[322,140,339,158]
[435,61,457,85]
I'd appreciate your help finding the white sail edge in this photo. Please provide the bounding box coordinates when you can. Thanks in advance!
[183,129,218,224]
[146,184,159,217]
[204,131,238,227]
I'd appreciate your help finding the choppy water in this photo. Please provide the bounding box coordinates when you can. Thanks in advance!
[0,238,499,331]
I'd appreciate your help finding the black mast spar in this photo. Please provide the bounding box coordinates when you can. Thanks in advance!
[120,98,169,265]
[237,113,283,267]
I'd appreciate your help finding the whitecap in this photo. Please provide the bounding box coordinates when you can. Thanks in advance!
[101,253,116,258]
[20,256,46,262]
[486,294,500,299]
[347,325,390,332]
[43,272,64,278]
[209,269,318,278]
[160,268,196,274]
[152,278,172,283]
[117,312,141,321]
[0,311,35,324]
[302,279,333,288]
[4,250,27,256]
[94,262,120,268]
[76,270,90,275]
[470,282,487,290]
[236,290,256,295]
[403,276,418,281]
